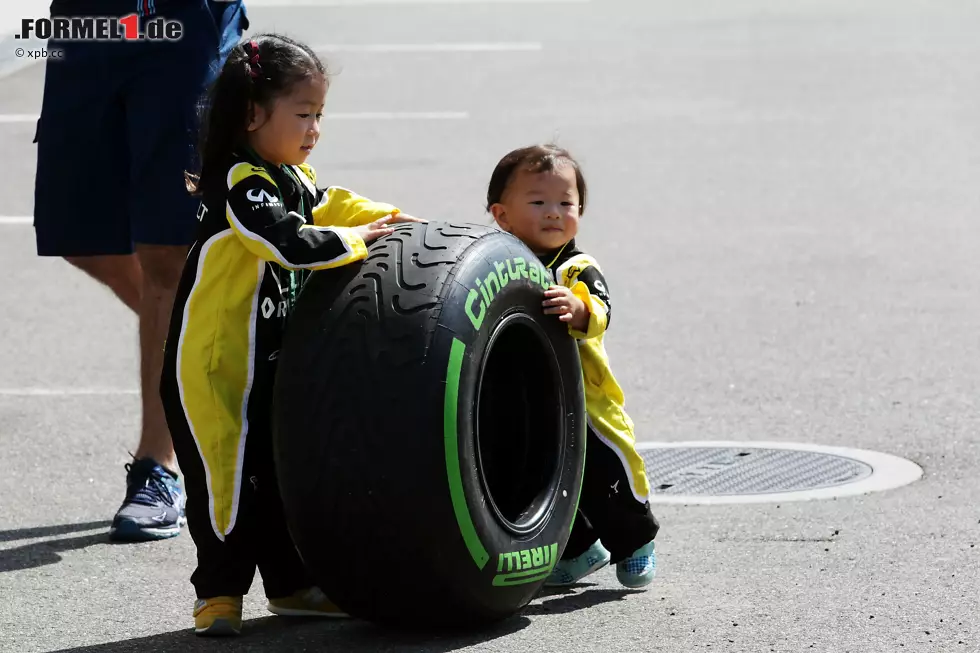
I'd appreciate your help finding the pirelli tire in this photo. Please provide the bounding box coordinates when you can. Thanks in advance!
[272,221,587,628]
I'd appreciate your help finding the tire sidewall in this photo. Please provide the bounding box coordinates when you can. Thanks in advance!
[432,231,586,612]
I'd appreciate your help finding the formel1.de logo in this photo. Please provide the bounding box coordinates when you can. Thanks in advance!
[16,15,183,42]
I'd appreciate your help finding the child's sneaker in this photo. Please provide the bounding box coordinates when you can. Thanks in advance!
[544,541,611,586]
[267,586,349,618]
[194,596,243,636]
[616,540,657,588]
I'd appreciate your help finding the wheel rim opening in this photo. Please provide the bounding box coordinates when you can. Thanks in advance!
[476,316,563,535]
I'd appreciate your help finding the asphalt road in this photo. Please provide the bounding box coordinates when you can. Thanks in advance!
[0,1,978,651]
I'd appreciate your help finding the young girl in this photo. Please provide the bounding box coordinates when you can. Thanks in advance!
[486,144,660,589]
[160,34,420,636]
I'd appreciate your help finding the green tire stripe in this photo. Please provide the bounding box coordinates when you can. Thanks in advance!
[445,338,490,569]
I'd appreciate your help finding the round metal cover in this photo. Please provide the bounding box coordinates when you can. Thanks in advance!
[636,441,922,504]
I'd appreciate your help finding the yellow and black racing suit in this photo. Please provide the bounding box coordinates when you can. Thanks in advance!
[160,150,400,599]
[540,239,660,563]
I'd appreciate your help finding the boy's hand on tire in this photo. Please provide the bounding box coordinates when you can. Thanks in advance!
[354,215,396,243]
[543,285,589,331]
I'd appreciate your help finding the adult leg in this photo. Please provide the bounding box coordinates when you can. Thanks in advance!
[89,245,188,541]
[63,255,143,314]
[63,251,184,468]
[133,245,187,470]
[100,245,189,540]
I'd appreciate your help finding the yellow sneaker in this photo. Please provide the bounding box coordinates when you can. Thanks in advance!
[193,596,243,636]
[267,587,349,618]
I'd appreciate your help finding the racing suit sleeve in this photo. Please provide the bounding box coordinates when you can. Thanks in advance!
[295,162,402,228]
[557,255,613,340]
[224,162,373,270]
[311,186,401,228]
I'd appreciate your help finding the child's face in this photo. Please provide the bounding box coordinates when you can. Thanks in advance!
[491,164,581,254]
[247,74,328,166]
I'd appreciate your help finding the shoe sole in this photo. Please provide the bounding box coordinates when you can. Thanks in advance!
[108,518,184,542]
[543,557,611,587]
[616,568,657,588]
[195,618,241,636]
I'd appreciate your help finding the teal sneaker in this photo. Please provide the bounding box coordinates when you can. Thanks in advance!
[616,540,656,588]
[544,541,611,586]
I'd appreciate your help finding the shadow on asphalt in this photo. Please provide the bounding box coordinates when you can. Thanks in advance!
[0,520,114,573]
[49,613,532,652]
[0,533,109,573]
[0,520,112,543]
[524,587,644,615]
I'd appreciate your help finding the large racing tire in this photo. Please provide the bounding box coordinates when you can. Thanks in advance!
[272,221,587,628]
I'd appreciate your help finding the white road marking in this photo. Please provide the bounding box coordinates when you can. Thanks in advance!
[246,0,586,5]
[0,115,38,124]
[314,42,541,53]
[0,216,31,225]
[0,112,467,124]
[0,388,140,396]
[326,111,468,120]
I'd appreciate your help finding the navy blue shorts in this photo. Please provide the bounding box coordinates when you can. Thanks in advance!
[33,0,248,256]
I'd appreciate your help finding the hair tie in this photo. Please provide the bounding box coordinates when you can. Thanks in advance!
[244,40,262,79]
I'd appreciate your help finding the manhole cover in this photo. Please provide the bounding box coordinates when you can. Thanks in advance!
[636,441,922,504]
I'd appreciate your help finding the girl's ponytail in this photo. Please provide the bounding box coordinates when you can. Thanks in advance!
[186,43,254,195]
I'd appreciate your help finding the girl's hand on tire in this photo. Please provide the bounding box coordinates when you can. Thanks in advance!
[354,216,396,244]
[543,285,589,331]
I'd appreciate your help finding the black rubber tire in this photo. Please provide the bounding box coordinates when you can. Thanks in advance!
[272,221,586,628]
